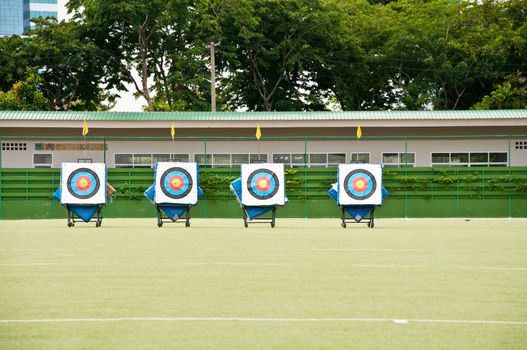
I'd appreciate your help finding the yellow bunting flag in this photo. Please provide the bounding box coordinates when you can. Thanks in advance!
[171,123,175,141]
[256,125,262,141]
[357,125,362,139]
[82,119,89,136]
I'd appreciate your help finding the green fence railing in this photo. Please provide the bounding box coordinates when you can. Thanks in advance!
[0,167,526,220]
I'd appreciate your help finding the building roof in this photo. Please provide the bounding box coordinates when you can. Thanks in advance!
[0,110,526,121]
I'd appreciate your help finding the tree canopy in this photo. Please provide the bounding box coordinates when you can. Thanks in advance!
[1,0,525,111]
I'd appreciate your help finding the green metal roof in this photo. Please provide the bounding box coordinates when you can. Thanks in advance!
[0,110,526,121]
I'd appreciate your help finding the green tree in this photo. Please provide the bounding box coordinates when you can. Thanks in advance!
[0,18,109,110]
[0,74,51,110]
[473,72,527,109]
[217,0,333,111]
[67,0,213,111]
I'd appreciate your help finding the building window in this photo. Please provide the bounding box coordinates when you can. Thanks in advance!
[33,154,52,168]
[273,153,345,168]
[382,153,415,167]
[2,143,27,151]
[350,153,370,164]
[194,154,268,168]
[431,152,507,167]
[328,153,346,166]
[115,153,189,168]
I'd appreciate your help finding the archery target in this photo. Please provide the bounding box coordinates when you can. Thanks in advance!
[61,163,106,204]
[241,163,285,206]
[154,162,198,204]
[338,164,382,205]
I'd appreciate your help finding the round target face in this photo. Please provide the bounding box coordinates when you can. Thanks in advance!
[160,167,193,199]
[67,168,101,199]
[247,169,279,200]
[344,169,377,200]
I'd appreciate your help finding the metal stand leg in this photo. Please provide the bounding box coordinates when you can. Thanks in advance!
[95,205,102,227]
[368,206,375,228]
[67,207,74,227]
[185,206,191,227]
[157,206,163,227]
[243,209,248,228]
[341,207,346,228]
[271,207,276,228]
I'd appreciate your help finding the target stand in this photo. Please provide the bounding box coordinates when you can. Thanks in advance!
[145,162,202,228]
[53,163,109,228]
[242,205,277,228]
[339,205,375,228]
[230,176,286,228]
[329,164,388,229]
[66,204,103,227]
[155,204,191,228]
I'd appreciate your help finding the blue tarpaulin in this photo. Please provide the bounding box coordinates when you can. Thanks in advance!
[230,177,287,220]
[53,188,100,222]
[328,184,389,222]
[144,184,203,221]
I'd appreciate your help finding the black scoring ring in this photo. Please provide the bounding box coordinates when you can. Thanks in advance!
[160,167,193,199]
[343,169,377,200]
[66,168,100,199]
[247,169,279,200]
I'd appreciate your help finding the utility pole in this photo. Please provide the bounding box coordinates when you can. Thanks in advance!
[210,41,216,112]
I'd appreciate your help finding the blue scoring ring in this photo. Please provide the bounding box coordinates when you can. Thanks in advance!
[343,169,376,200]
[247,169,279,200]
[66,168,100,199]
[160,167,193,199]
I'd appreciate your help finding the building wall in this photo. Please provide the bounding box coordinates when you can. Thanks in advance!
[26,0,57,31]
[0,0,24,35]
[1,138,526,168]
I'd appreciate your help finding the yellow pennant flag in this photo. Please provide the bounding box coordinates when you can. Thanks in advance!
[171,123,175,141]
[255,125,262,141]
[82,119,89,136]
[356,125,362,139]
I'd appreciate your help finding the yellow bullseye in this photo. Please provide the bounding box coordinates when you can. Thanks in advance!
[258,179,268,189]
[355,179,365,189]
[78,178,89,189]
[172,178,181,187]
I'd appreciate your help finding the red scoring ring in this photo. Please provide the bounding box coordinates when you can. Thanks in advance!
[168,175,185,191]
[255,176,271,191]
[352,176,369,193]
[75,176,92,191]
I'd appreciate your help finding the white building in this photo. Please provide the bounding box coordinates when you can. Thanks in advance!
[0,110,526,168]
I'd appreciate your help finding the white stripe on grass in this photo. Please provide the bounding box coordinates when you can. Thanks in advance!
[0,263,97,266]
[181,262,292,266]
[0,317,526,325]
[352,264,527,272]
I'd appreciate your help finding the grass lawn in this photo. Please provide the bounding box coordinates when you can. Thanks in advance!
[0,218,526,349]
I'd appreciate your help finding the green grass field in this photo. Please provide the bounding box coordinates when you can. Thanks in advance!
[1,218,526,349]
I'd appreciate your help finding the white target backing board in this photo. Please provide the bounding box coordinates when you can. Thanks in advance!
[241,163,285,206]
[154,162,198,205]
[338,164,382,205]
[60,163,106,205]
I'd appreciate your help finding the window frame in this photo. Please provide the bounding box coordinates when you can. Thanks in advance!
[382,152,416,167]
[33,153,53,168]
[114,153,190,168]
[430,151,508,167]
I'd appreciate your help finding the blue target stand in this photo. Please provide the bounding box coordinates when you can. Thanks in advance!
[328,164,388,228]
[230,163,287,228]
[53,163,113,227]
[144,162,203,228]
